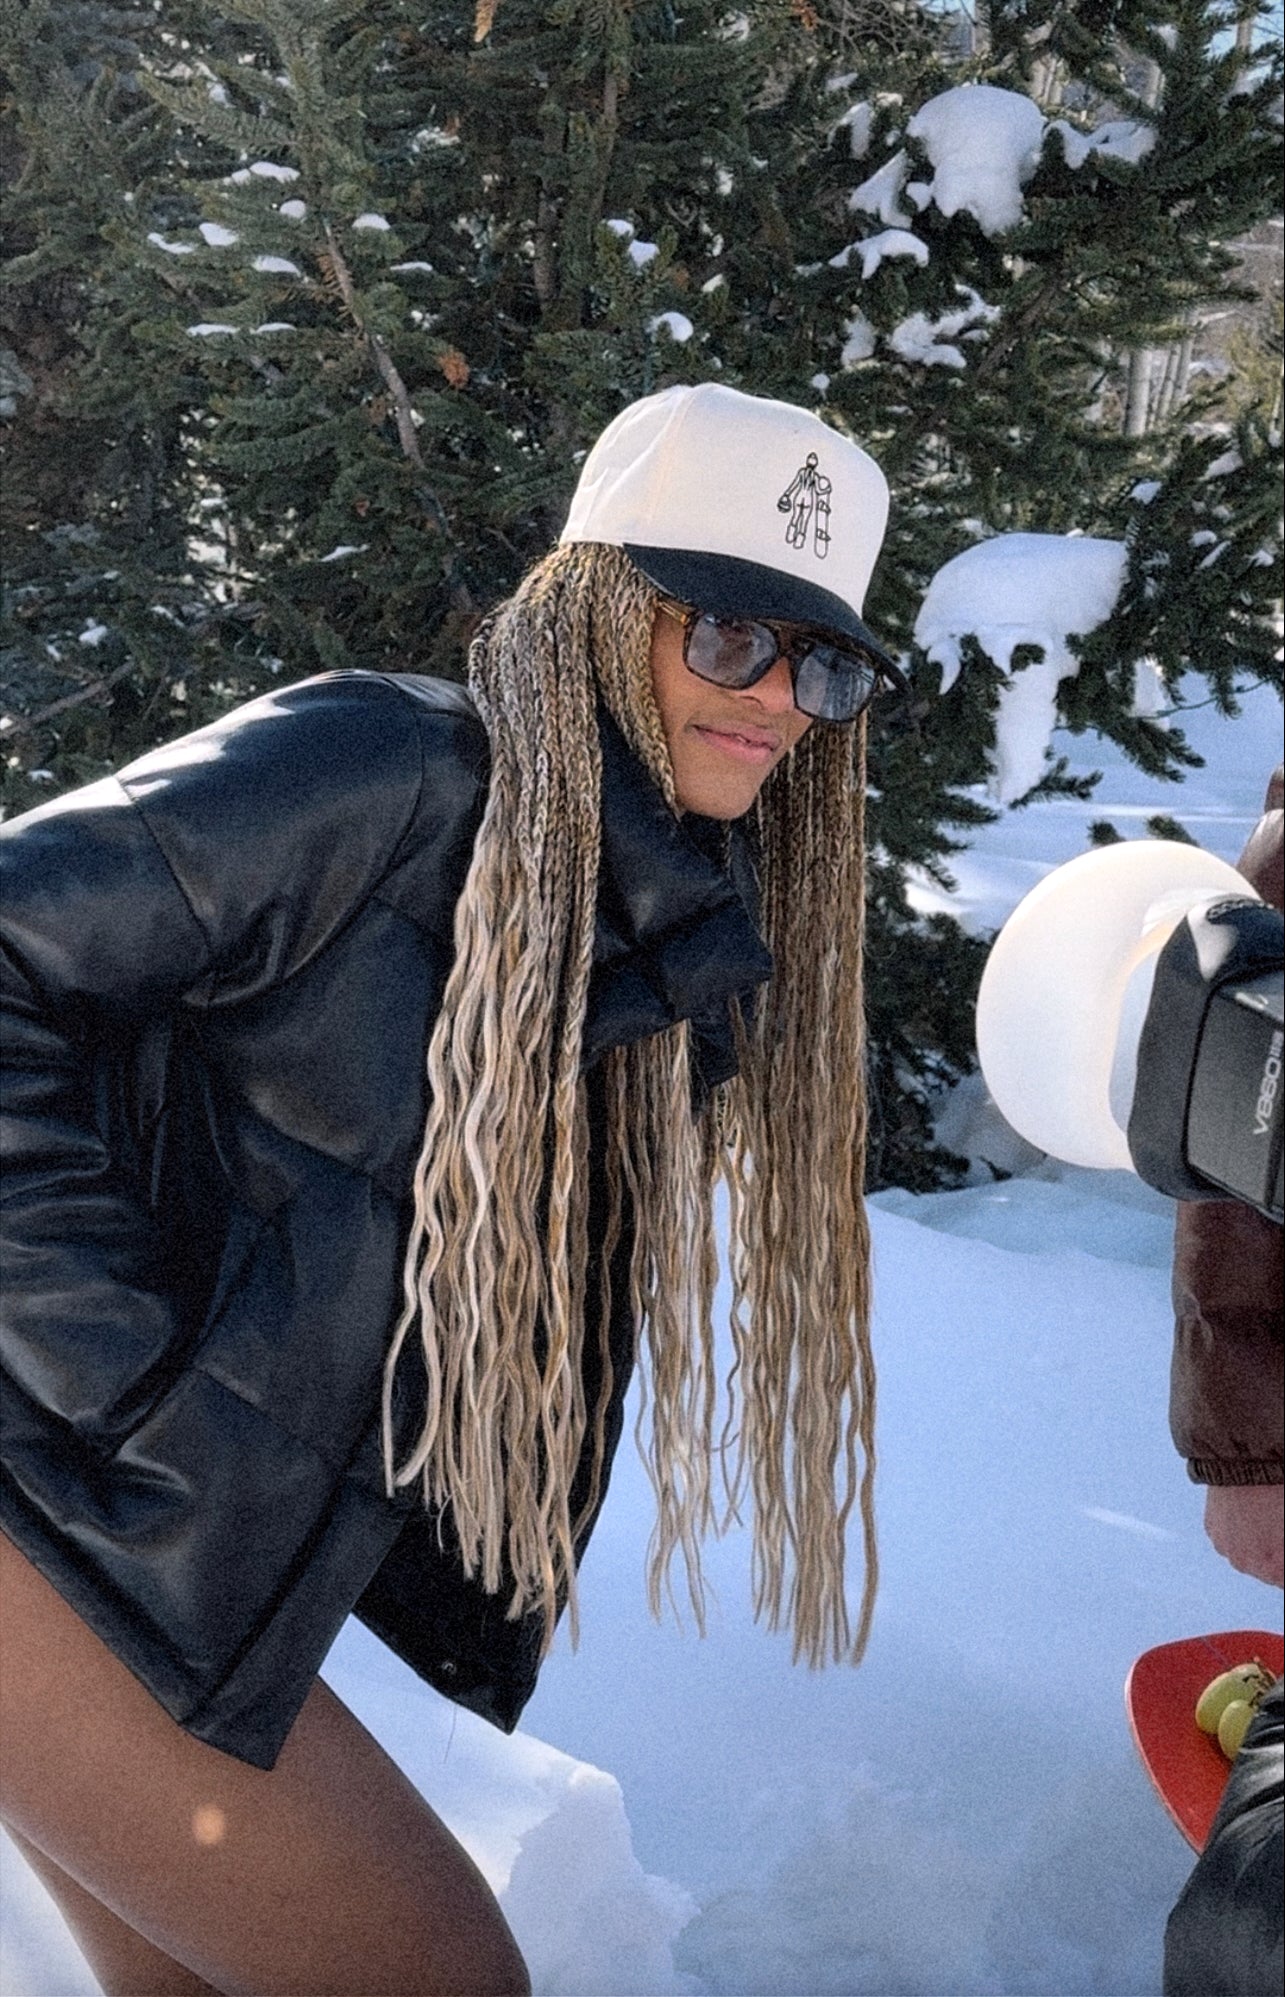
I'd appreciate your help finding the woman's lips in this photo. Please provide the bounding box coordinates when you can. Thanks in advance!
[692,723,779,765]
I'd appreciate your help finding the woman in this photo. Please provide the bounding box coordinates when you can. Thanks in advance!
[0,383,899,1995]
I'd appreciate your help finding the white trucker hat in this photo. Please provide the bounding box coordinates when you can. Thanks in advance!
[560,382,895,668]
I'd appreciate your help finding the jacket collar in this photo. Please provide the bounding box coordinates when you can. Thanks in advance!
[582,708,774,1095]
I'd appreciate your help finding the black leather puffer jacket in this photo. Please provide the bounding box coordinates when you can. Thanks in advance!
[1164,1679,1284,1997]
[0,671,771,1769]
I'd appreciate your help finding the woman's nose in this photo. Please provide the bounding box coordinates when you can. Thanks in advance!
[742,651,797,714]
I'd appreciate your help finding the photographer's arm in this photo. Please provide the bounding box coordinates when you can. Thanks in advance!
[1169,770,1283,1586]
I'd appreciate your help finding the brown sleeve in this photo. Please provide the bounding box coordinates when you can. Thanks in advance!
[1169,769,1284,1486]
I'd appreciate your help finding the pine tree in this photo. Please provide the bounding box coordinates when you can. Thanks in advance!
[3,0,1280,1188]
[0,3,283,802]
[124,0,483,683]
[731,0,1284,1178]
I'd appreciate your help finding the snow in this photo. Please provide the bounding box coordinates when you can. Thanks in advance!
[185,323,239,337]
[849,149,913,228]
[1204,447,1243,480]
[647,312,695,343]
[604,220,662,270]
[907,85,1045,235]
[840,310,878,368]
[833,99,874,159]
[914,533,1130,801]
[412,124,461,152]
[888,285,999,372]
[198,222,239,247]
[503,1770,696,1996]
[2,684,1280,1997]
[1132,657,1168,719]
[845,87,1154,255]
[252,255,302,275]
[353,212,392,231]
[278,198,307,220]
[228,161,299,184]
[1049,118,1157,170]
[902,674,1280,944]
[146,232,195,256]
[830,228,929,278]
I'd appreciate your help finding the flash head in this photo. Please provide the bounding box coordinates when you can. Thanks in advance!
[976,842,1283,1223]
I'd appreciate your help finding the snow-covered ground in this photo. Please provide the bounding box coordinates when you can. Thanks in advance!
[2,678,1280,1997]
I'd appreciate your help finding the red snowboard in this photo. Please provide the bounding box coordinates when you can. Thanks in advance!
[1125,1629,1284,1852]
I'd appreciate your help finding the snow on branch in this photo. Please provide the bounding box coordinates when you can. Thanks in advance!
[889,286,998,370]
[847,84,1156,249]
[914,535,1128,803]
[906,86,1045,235]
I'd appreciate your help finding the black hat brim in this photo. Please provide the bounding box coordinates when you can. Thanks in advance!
[624,544,906,689]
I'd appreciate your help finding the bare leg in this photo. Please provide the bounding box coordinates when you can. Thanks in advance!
[0,1532,530,1997]
[4,1825,219,1996]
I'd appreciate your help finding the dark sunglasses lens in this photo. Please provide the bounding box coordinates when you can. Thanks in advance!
[685,614,778,688]
[794,645,881,722]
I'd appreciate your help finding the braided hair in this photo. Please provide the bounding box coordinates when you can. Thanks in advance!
[383,541,876,1667]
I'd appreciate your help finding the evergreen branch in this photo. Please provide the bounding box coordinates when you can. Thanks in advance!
[1161,677,1275,717]
[321,225,474,611]
[972,271,1065,383]
[323,223,427,472]
[1,661,138,739]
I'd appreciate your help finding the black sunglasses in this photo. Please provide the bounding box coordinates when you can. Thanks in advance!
[655,598,897,724]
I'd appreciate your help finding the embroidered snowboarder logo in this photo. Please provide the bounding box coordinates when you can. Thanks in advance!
[777,453,832,559]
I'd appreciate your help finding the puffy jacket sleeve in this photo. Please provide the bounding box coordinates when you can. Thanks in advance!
[1163,1678,1284,1997]
[1168,769,1284,1485]
[0,674,427,1441]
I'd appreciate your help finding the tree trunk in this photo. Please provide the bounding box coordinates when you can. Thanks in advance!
[1119,46,1165,435]
[1124,347,1154,436]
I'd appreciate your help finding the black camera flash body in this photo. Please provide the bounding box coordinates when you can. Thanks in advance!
[1185,968,1284,1220]
[1129,899,1285,1225]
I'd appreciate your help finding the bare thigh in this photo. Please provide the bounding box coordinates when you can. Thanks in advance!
[4,1824,220,1996]
[0,1532,530,1997]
